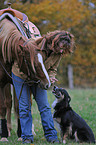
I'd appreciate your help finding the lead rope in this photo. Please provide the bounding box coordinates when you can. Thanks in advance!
[0,61,40,84]
[19,80,25,100]
[19,80,31,118]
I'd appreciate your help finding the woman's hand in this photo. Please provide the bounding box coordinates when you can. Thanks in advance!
[50,77,58,84]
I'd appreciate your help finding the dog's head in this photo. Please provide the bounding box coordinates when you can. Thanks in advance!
[52,86,71,109]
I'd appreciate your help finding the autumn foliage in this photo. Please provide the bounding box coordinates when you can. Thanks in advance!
[1,0,96,87]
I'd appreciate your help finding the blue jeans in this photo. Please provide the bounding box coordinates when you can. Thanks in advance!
[12,73,58,142]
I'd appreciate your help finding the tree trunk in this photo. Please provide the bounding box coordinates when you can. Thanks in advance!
[68,64,74,89]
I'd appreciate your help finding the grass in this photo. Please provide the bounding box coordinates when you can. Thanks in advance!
[0,88,96,145]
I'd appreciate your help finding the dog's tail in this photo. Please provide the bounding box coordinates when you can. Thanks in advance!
[90,135,95,144]
[77,127,95,143]
[88,129,95,144]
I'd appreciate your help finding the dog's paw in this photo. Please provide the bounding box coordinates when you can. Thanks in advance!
[63,139,66,144]
[17,137,23,141]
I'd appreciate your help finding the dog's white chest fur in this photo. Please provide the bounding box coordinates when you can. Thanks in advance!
[52,99,58,109]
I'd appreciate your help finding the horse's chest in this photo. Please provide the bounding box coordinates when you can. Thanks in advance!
[0,63,12,86]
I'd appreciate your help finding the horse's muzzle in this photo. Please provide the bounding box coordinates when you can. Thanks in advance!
[38,82,50,90]
[45,83,49,90]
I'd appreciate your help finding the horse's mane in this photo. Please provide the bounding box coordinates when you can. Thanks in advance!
[0,19,39,72]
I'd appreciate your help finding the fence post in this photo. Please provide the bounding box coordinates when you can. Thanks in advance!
[68,64,74,89]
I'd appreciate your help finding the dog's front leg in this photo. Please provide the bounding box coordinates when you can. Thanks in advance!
[62,129,70,144]
[60,130,68,144]
[63,134,68,144]
[74,131,79,142]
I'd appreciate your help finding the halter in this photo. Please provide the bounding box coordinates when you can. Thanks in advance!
[0,60,40,85]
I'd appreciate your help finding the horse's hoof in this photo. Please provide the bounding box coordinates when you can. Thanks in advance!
[0,137,8,142]
[17,137,23,141]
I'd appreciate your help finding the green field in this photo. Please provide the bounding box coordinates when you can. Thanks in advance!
[0,89,96,145]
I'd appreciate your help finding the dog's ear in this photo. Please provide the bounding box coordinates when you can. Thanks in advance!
[60,93,65,99]
[62,89,71,102]
[53,85,58,91]
[68,96,71,102]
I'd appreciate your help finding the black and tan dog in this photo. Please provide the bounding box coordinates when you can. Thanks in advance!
[52,86,95,144]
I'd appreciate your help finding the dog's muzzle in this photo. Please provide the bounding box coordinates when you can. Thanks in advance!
[52,86,61,98]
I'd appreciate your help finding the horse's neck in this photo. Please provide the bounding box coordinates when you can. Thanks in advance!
[37,38,50,56]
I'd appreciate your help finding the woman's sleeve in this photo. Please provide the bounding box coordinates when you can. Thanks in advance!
[45,54,62,79]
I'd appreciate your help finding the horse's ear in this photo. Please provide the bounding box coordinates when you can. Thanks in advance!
[19,36,25,44]
[20,36,22,40]
[19,44,24,51]
[35,37,43,45]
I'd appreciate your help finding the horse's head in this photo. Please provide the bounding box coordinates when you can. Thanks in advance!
[41,30,75,55]
[0,19,51,90]
[17,40,51,90]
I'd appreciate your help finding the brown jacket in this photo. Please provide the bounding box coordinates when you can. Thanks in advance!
[43,52,61,79]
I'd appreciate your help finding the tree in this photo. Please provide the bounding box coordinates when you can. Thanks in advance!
[10,0,96,87]
[0,0,7,9]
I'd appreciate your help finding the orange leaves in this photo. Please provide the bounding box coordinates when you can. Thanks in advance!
[11,0,96,68]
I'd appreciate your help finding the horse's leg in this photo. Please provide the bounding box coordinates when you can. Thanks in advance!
[0,87,8,141]
[13,87,22,141]
[4,84,12,137]
[17,118,22,141]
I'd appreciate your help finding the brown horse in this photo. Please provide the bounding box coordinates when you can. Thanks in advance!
[0,18,51,89]
[0,18,51,141]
